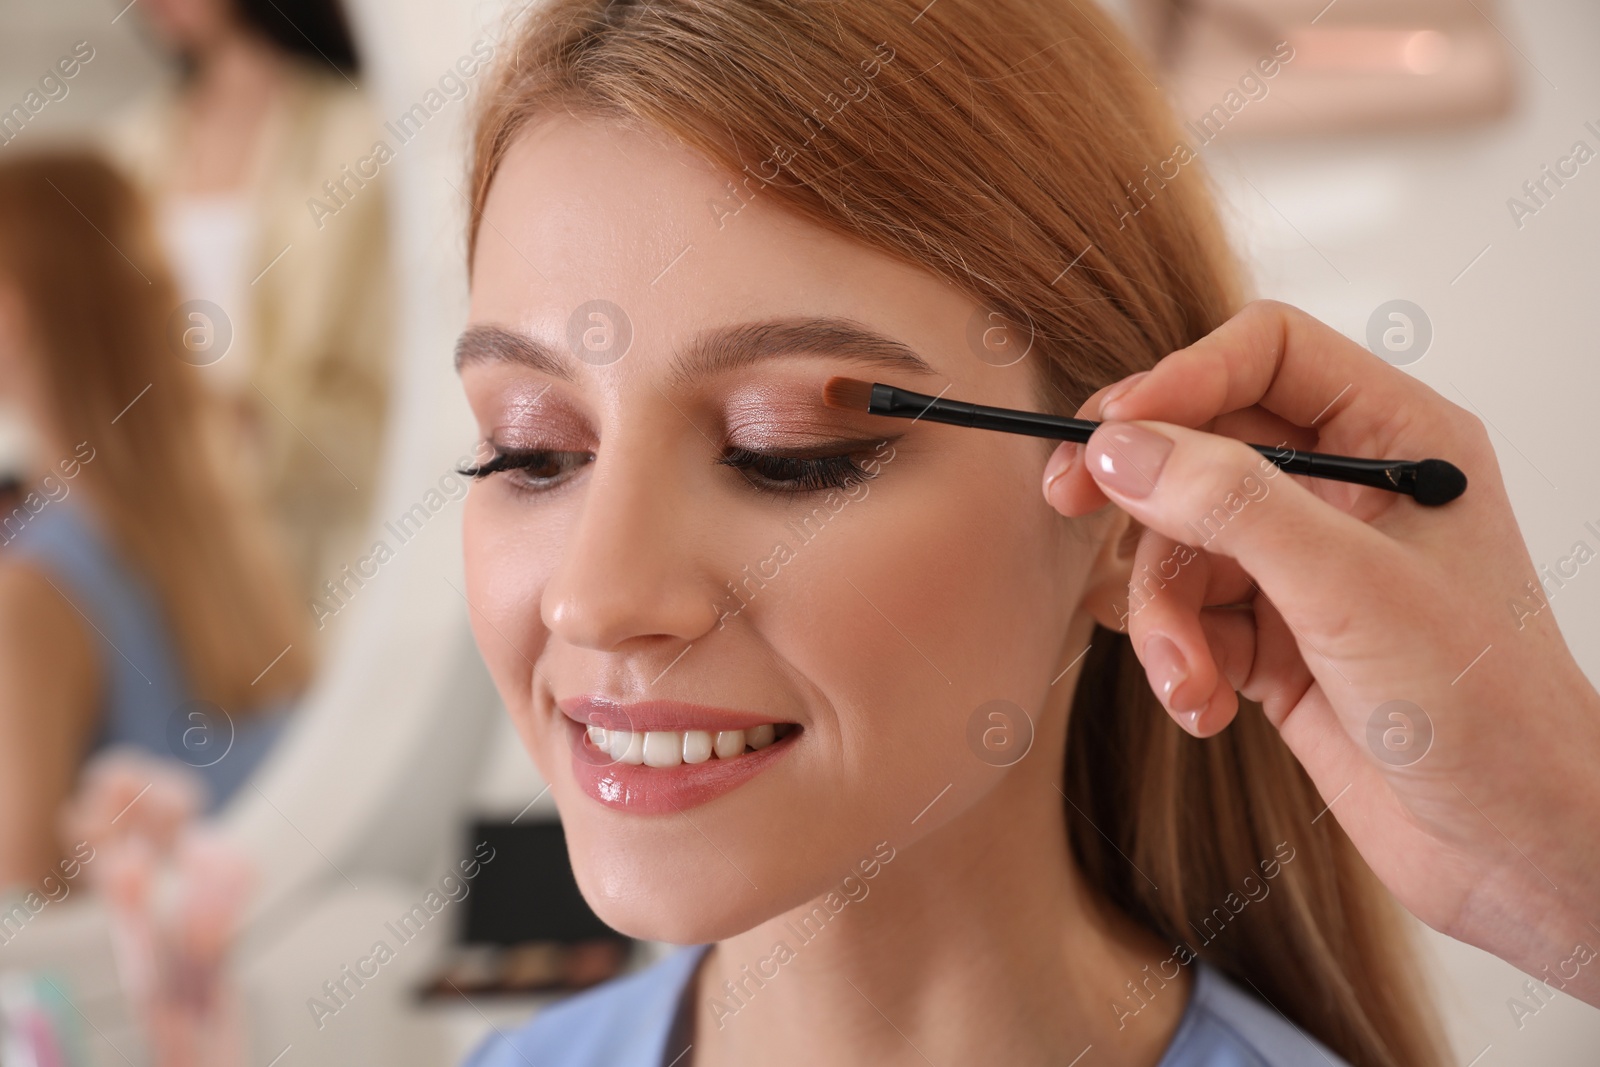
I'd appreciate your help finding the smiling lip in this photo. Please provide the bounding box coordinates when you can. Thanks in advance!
[557,697,800,814]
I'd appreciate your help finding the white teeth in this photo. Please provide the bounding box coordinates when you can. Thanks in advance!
[604,730,630,761]
[682,731,713,764]
[593,723,792,764]
[643,731,682,768]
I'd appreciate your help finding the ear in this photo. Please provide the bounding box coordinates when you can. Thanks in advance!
[1077,505,1141,633]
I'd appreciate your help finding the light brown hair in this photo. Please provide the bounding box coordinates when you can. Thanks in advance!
[465,2,1446,1062]
[0,152,311,712]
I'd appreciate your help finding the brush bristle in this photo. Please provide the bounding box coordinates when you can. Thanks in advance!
[822,376,875,411]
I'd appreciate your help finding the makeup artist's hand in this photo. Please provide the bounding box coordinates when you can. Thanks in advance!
[1042,299,1600,1007]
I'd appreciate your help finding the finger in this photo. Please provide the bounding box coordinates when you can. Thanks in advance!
[1044,323,1328,518]
[1047,394,1352,517]
[1043,374,1149,516]
[1193,607,1257,734]
[1043,440,1099,518]
[1238,591,1319,729]
[1082,418,1414,665]
[1127,531,1261,612]
[1125,527,1272,737]
[1199,605,1260,690]
[1205,406,1320,456]
[1126,529,1222,734]
[1163,599,1320,741]
[1098,300,1461,444]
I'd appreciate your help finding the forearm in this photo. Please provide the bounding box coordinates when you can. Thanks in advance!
[0,565,100,892]
[0,754,77,893]
[1456,685,1600,1009]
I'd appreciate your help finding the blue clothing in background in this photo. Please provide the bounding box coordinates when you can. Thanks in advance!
[4,499,289,810]
[464,942,1349,1066]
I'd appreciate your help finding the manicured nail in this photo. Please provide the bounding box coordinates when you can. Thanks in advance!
[1098,370,1150,417]
[1141,634,1188,710]
[1143,634,1208,728]
[1043,442,1079,498]
[1088,422,1171,499]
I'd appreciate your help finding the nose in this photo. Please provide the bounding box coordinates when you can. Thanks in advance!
[540,441,721,652]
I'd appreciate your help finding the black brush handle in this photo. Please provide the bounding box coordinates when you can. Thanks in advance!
[867,383,1467,506]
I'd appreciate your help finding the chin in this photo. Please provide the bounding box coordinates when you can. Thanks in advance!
[562,822,790,944]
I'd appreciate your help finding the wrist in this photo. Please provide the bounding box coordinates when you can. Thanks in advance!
[1457,866,1600,1010]
[1515,902,1600,1010]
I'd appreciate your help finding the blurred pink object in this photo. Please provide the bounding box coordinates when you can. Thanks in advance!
[59,746,208,859]
[1126,0,1517,135]
[62,749,254,1067]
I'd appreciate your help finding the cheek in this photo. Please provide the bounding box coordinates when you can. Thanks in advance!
[463,489,555,716]
[758,448,1074,824]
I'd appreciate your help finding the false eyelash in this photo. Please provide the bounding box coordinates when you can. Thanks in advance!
[457,443,885,497]
[717,446,878,495]
[457,448,593,490]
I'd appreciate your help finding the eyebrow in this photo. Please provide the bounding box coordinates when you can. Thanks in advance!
[453,316,939,384]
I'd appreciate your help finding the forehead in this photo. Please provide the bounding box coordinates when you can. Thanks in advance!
[466,114,977,382]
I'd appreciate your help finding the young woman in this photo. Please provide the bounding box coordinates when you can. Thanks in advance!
[448,1,1566,1064]
[0,153,310,889]
[109,0,393,604]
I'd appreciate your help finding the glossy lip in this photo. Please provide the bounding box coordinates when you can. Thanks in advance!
[559,696,795,733]
[559,704,802,815]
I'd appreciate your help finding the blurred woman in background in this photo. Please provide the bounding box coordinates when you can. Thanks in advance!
[108,0,394,608]
[0,152,311,890]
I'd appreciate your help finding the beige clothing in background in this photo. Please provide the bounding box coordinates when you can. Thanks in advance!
[107,60,394,615]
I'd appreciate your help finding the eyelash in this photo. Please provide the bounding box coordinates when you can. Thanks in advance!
[458,443,884,496]
[457,449,593,493]
[717,446,878,495]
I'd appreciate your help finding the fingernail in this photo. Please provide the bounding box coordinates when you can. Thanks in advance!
[1088,422,1171,499]
[1141,634,1188,709]
[1099,370,1150,417]
[1142,634,1207,724]
[1043,442,1079,497]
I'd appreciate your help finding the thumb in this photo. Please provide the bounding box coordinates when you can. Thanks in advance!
[1079,419,1413,652]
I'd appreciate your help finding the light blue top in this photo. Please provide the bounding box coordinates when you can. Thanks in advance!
[463,943,1349,1066]
[3,498,289,811]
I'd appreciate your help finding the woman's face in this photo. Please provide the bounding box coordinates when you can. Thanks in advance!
[135,0,237,54]
[461,115,1122,942]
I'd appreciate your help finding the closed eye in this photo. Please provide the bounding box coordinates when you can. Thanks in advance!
[458,448,593,493]
[460,439,895,497]
[718,442,887,496]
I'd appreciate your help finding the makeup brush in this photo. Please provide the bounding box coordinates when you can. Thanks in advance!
[822,377,1467,506]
